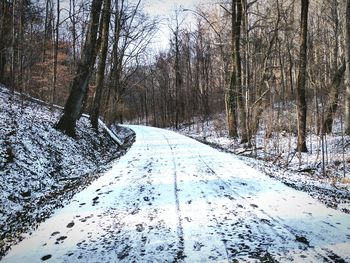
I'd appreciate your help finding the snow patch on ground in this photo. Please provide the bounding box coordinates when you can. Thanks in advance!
[0,86,135,258]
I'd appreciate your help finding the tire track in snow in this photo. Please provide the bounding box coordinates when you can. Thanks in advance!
[163,134,186,261]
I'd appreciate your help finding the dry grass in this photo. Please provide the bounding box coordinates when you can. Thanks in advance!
[339,177,350,184]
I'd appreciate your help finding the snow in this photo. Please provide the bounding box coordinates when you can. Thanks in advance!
[0,86,134,258]
[2,125,349,262]
[175,114,350,214]
[98,120,122,145]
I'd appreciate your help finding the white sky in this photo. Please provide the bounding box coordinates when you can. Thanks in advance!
[142,0,209,51]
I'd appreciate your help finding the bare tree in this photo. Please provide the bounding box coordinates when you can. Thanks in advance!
[56,0,102,136]
[226,0,239,138]
[90,0,111,129]
[345,0,350,134]
[103,0,156,124]
[52,0,60,104]
[323,61,345,133]
[296,0,309,152]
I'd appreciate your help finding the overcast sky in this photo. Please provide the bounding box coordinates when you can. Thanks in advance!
[142,0,209,51]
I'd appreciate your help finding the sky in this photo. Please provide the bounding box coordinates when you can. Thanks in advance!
[142,0,209,51]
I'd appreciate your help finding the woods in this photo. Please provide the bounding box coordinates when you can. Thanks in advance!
[0,0,349,155]
[1,1,350,260]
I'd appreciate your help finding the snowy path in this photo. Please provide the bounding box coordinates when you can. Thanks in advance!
[2,125,350,262]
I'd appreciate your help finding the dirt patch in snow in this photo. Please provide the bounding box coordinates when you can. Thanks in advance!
[0,87,135,259]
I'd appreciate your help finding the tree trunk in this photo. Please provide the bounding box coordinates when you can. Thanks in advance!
[69,0,77,64]
[11,0,16,90]
[0,0,7,83]
[345,0,350,134]
[55,0,102,136]
[90,0,111,130]
[174,19,181,130]
[235,0,248,143]
[52,0,59,105]
[323,61,345,134]
[296,0,309,152]
[226,0,238,138]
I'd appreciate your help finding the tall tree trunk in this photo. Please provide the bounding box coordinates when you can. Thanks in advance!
[11,0,16,90]
[52,0,59,104]
[0,0,7,83]
[90,0,111,129]
[323,61,345,134]
[235,0,248,143]
[296,0,309,152]
[226,0,238,138]
[55,0,103,136]
[69,0,77,64]
[345,0,350,134]
[175,28,181,130]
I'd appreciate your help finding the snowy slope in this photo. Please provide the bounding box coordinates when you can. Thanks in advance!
[0,86,134,258]
[2,125,350,262]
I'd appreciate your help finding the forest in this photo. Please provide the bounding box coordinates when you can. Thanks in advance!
[1,0,350,261]
[0,0,350,171]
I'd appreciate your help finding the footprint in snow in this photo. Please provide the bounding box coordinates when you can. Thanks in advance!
[55,236,67,244]
[66,221,75,228]
[295,235,309,246]
[41,254,52,261]
[136,224,145,232]
[51,231,60,237]
[92,196,99,205]
[193,241,204,251]
[184,217,192,222]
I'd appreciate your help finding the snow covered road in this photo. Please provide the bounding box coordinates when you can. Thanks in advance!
[2,125,350,262]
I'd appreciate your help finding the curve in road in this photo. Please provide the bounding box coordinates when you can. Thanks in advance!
[2,125,350,262]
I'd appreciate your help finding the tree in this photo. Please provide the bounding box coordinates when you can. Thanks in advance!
[0,0,10,83]
[52,0,60,104]
[103,0,156,125]
[90,0,111,129]
[226,0,239,138]
[296,0,309,152]
[55,0,102,136]
[323,61,345,134]
[345,0,350,134]
[171,9,183,129]
[234,0,248,143]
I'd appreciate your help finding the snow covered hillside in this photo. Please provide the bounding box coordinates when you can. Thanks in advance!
[0,87,134,258]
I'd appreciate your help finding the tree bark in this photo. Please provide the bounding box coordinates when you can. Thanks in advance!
[226,0,238,138]
[323,61,345,134]
[296,0,309,152]
[52,0,59,105]
[235,0,248,143]
[345,0,350,134]
[55,0,102,136]
[175,27,181,130]
[0,0,7,83]
[90,0,111,130]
